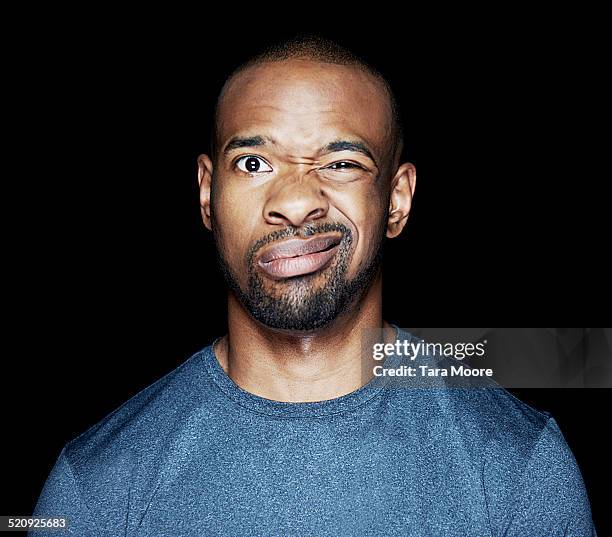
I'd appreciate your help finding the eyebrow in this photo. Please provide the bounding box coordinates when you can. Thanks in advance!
[223,135,268,156]
[323,140,378,168]
[222,135,378,168]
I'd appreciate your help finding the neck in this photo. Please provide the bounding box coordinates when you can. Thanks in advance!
[214,271,392,402]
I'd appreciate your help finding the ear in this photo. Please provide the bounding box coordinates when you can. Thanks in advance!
[197,154,214,231]
[386,162,416,238]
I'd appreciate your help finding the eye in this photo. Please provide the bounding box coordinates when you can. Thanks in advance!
[235,155,273,174]
[326,161,364,171]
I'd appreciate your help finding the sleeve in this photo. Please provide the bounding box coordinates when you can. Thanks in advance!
[29,447,100,537]
[499,417,598,537]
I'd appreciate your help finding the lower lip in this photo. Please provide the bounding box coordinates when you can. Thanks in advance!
[258,245,339,279]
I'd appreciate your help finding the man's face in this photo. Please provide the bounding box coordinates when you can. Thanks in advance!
[202,59,401,331]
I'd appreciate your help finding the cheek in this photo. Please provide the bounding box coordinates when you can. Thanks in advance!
[331,185,387,277]
[212,181,263,273]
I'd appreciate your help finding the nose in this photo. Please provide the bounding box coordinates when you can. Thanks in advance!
[263,175,329,227]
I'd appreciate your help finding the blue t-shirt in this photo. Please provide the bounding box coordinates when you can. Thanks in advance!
[31,328,597,536]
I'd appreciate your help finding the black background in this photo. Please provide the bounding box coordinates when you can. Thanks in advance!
[3,16,609,534]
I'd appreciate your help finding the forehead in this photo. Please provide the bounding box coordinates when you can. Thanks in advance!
[215,59,394,157]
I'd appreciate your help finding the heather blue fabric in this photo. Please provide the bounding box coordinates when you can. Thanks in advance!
[31,328,597,536]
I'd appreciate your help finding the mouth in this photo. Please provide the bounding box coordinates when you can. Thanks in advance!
[256,233,343,279]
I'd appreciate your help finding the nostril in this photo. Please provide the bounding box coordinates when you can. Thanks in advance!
[305,208,325,221]
[264,204,328,227]
[267,211,286,221]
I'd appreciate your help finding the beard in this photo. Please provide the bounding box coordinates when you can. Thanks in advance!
[213,220,386,331]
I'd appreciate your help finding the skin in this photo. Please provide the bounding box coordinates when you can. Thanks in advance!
[197,58,416,402]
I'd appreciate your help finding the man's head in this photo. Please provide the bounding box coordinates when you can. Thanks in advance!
[198,35,416,331]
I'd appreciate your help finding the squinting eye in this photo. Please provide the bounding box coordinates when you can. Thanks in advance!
[327,161,363,170]
[235,156,273,174]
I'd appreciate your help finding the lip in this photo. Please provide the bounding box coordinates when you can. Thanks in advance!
[257,234,342,279]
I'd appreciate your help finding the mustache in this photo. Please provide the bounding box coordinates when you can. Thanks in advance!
[246,222,353,268]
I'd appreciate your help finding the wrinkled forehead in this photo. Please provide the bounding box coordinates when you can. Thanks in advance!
[215,60,394,159]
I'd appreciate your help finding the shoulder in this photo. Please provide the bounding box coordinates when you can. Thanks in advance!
[61,343,218,482]
[389,328,553,451]
[386,383,594,531]
[387,381,552,454]
[33,343,225,533]
[386,328,551,452]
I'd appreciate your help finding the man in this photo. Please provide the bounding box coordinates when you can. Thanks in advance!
[31,36,596,536]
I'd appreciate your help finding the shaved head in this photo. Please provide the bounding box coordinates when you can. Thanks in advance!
[211,35,404,167]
